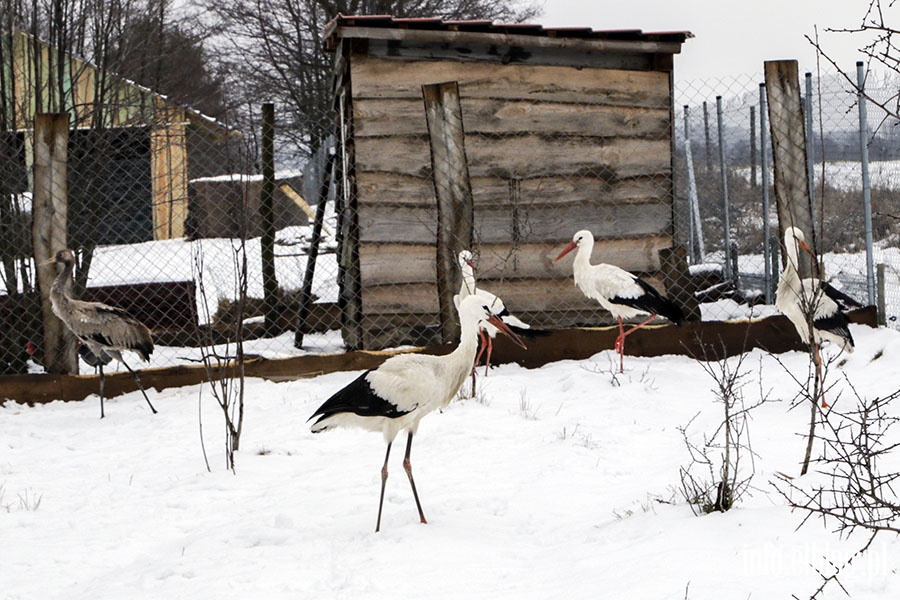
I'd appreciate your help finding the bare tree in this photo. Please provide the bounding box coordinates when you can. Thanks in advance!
[678,346,765,514]
[808,0,900,125]
[773,382,900,599]
[202,0,540,163]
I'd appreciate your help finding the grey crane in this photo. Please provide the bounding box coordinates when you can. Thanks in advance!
[44,248,158,418]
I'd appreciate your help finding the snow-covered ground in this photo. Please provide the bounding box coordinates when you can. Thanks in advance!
[735,159,900,192]
[3,323,900,599]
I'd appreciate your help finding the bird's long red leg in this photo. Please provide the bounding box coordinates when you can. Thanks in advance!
[622,314,658,339]
[473,329,487,373]
[616,314,658,374]
[376,441,393,533]
[615,317,626,373]
[402,431,427,525]
[483,335,494,377]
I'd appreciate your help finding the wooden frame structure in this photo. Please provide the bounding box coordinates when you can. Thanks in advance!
[1,30,229,241]
[325,16,691,349]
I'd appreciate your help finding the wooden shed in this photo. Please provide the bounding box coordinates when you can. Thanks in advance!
[325,15,691,350]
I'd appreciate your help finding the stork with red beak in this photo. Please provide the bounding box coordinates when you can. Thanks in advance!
[309,294,527,532]
[554,229,683,373]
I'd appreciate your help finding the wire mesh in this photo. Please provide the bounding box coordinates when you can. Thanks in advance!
[1,64,896,378]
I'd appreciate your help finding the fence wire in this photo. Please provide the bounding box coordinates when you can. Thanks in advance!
[1,66,897,378]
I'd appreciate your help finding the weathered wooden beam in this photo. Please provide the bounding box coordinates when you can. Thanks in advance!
[764,60,817,278]
[359,238,670,285]
[351,58,671,107]
[353,98,671,138]
[150,104,188,240]
[2,308,877,405]
[333,26,686,56]
[366,40,658,71]
[422,81,474,343]
[32,113,77,375]
[260,103,279,335]
[354,135,672,179]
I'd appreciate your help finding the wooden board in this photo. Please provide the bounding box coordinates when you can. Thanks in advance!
[360,275,668,315]
[358,200,672,244]
[358,237,671,286]
[356,173,670,207]
[365,39,658,71]
[355,135,671,179]
[353,97,670,138]
[2,309,878,404]
[351,57,671,108]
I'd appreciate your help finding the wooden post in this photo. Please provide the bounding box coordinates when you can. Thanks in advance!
[658,245,701,322]
[764,60,817,279]
[422,81,474,344]
[32,113,77,374]
[150,105,188,240]
[295,151,335,348]
[260,103,279,335]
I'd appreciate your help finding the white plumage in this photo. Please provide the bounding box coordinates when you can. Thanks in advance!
[776,227,858,355]
[555,229,683,373]
[454,250,533,371]
[776,227,860,408]
[309,294,526,532]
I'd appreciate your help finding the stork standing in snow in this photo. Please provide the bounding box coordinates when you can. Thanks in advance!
[308,294,527,532]
[455,250,538,374]
[43,248,157,418]
[776,227,861,407]
[554,229,684,373]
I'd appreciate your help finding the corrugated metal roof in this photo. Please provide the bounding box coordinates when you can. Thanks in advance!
[324,14,692,47]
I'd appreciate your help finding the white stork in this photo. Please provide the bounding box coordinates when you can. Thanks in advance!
[308,294,527,532]
[44,248,157,418]
[455,250,538,373]
[776,227,861,407]
[554,229,684,373]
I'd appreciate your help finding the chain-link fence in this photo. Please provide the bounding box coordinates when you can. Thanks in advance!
[675,68,900,326]
[2,57,897,378]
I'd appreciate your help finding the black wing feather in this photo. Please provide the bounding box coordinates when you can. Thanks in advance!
[820,281,863,310]
[814,312,855,348]
[308,370,411,427]
[610,277,685,325]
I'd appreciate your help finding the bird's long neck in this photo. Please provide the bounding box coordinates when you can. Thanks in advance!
[50,259,76,316]
[451,311,481,366]
[460,263,477,297]
[572,239,594,284]
[781,238,802,289]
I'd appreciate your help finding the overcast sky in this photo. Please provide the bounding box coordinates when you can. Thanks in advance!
[538,0,881,82]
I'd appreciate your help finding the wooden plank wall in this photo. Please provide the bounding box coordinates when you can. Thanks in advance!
[348,55,675,348]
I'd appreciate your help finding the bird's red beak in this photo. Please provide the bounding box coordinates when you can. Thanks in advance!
[554,241,577,263]
[486,314,528,349]
[796,238,815,257]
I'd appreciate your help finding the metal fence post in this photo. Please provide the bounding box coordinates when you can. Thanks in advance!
[759,83,773,304]
[857,61,876,305]
[750,105,757,188]
[683,105,704,263]
[716,96,731,280]
[804,72,818,242]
